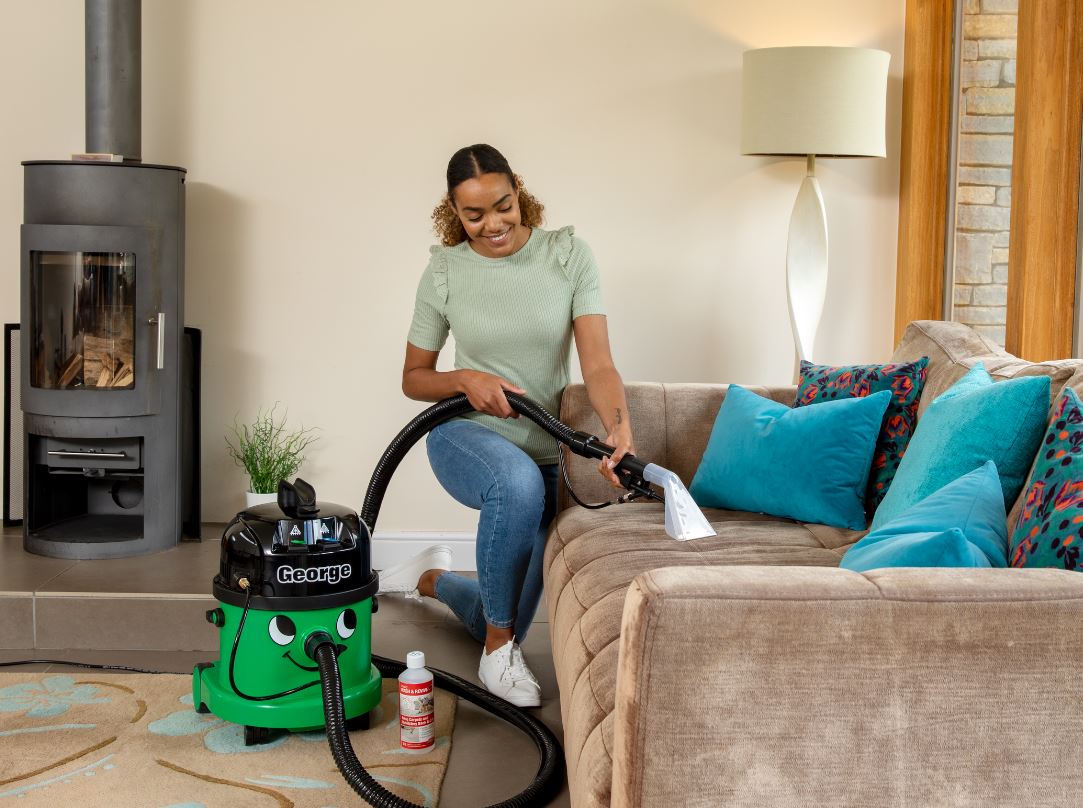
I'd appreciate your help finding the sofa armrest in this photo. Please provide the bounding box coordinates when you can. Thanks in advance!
[612,566,1083,808]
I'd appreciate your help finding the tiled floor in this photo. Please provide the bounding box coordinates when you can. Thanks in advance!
[0,524,570,806]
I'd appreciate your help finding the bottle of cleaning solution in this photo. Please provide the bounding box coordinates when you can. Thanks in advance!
[398,650,434,753]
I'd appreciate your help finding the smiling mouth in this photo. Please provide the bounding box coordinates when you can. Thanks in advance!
[284,645,346,671]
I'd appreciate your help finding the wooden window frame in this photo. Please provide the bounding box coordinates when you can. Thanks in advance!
[895,0,1083,361]
[894,0,955,346]
[1004,0,1083,360]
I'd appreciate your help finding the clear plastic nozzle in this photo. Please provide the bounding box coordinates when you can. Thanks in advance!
[642,464,716,541]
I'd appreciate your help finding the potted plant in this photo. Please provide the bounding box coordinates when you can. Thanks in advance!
[226,403,319,507]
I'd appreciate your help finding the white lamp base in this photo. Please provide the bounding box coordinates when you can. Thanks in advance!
[785,156,829,363]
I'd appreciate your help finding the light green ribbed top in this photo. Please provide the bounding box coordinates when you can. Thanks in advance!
[407,226,605,464]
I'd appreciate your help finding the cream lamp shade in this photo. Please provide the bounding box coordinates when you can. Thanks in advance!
[741,46,889,157]
[740,46,889,364]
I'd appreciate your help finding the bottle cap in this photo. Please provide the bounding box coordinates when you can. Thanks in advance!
[406,650,426,669]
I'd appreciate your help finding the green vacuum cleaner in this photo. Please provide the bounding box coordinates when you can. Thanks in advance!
[193,478,383,744]
[193,392,715,807]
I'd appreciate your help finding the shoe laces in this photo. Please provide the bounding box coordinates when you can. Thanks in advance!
[505,644,539,687]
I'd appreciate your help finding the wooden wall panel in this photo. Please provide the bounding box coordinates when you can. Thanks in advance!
[894,0,954,345]
[1005,0,1083,361]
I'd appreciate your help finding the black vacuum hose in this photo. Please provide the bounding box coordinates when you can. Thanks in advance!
[361,392,618,533]
[361,395,474,533]
[349,392,616,806]
[315,643,563,808]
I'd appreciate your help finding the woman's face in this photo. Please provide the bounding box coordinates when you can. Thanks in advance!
[450,172,528,258]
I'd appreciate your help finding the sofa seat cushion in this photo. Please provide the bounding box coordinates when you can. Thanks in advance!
[550,504,856,604]
[543,504,860,808]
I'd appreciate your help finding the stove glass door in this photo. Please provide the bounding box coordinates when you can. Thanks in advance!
[21,224,161,419]
[30,251,136,391]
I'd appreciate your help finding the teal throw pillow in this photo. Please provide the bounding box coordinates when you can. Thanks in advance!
[1009,388,1083,571]
[841,460,1008,572]
[869,363,1050,531]
[796,357,929,512]
[689,385,891,530]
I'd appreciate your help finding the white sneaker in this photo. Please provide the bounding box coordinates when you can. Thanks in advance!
[377,544,452,598]
[478,641,541,708]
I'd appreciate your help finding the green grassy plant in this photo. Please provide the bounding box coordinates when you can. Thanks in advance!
[226,404,318,494]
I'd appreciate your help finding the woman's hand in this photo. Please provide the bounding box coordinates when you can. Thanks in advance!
[599,423,635,488]
[456,370,525,419]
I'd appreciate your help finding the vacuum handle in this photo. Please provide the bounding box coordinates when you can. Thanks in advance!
[278,477,319,518]
[565,431,647,477]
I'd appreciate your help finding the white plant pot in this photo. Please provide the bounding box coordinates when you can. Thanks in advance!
[245,491,278,508]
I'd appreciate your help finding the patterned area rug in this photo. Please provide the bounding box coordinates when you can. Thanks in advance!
[0,672,456,807]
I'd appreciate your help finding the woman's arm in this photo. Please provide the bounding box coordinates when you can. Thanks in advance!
[402,342,524,418]
[573,314,634,487]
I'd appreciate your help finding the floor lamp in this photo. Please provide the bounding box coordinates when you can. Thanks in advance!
[741,46,889,363]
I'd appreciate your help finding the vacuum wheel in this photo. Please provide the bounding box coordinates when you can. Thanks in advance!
[244,725,276,746]
[346,711,371,732]
[193,662,213,714]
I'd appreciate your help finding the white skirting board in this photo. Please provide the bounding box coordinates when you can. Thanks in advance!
[371,532,476,571]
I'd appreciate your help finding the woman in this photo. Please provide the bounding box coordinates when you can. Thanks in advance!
[379,144,633,707]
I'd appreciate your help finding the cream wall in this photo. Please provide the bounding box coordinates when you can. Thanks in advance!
[0,0,905,533]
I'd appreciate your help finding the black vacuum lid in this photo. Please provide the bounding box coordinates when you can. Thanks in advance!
[214,479,377,609]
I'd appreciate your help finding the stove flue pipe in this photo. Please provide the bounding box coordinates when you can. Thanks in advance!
[85,0,141,161]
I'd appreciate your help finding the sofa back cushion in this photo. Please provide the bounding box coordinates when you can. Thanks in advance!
[557,382,666,510]
[892,321,1083,416]
[660,383,797,485]
[893,321,1083,525]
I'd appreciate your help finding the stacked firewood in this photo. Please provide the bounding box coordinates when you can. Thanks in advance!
[57,335,134,388]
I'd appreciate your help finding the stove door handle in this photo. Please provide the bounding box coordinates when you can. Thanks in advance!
[149,312,166,370]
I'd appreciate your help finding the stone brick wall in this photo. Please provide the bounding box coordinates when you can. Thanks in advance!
[951,0,1017,346]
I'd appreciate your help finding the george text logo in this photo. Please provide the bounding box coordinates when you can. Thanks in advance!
[277,563,352,585]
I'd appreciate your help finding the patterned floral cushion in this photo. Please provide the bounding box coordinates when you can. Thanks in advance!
[796,357,929,513]
[1008,388,1083,571]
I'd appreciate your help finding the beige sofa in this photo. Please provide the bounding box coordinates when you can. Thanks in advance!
[545,320,1083,808]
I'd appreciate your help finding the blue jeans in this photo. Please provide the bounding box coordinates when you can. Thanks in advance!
[425,419,558,643]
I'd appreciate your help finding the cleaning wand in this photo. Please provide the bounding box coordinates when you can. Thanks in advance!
[363,392,716,541]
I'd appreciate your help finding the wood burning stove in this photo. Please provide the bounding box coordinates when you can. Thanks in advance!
[18,0,199,558]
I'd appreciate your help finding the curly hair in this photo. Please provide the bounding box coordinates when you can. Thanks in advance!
[431,144,545,246]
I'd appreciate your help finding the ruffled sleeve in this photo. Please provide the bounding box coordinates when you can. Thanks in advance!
[428,244,449,305]
[552,225,576,277]
[406,247,451,351]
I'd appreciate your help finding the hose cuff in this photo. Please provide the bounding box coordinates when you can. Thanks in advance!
[304,631,335,662]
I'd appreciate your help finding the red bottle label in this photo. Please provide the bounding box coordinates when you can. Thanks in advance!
[399,677,434,750]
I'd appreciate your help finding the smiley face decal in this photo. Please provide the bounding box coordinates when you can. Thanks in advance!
[265,609,356,674]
